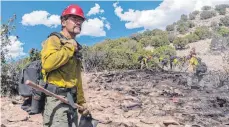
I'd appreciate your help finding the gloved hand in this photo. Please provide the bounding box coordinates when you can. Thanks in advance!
[78,103,90,116]
[61,39,79,51]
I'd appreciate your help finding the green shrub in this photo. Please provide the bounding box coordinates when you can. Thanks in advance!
[192,10,200,15]
[185,33,200,43]
[166,24,175,31]
[177,21,189,34]
[180,14,188,21]
[150,35,170,47]
[217,26,229,37]
[200,10,217,20]
[142,29,153,36]
[216,8,226,15]
[1,14,20,96]
[194,26,211,39]
[201,5,212,11]
[215,4,229,15]
[210,34,229,51]
[168,34,176,43]
[130,33,142,41]
[141,29,168,38]
[189,13,196,20]
[173,37,189,49]
[151,29,168,36]
[220,16,229,27]
[82,38,151,71]
[187,21,195,28]
[152,45,176,60]
[29,48,40,61]
[139,37,152,47]
[189,10,200,20]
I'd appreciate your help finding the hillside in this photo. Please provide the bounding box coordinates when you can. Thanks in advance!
[80,4,229,73]
[176,39,227,71]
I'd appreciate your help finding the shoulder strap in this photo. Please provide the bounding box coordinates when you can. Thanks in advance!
[48,32,68,45]
[48,32,82,50]
[48,32,67,40]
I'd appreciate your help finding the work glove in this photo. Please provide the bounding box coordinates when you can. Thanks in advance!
[61,39,79,51]
[78,103,91,116]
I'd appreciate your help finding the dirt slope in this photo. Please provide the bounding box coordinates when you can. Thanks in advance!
[1,70,229,127]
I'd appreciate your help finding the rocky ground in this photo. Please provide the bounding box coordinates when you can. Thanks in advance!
[84,70,229,127]
[1,97,42,127]
[1,69,229,127]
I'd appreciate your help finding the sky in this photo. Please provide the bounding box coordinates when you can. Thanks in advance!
[1,0,229,59]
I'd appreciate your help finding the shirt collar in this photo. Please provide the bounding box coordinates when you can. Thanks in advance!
[60,31,72,39]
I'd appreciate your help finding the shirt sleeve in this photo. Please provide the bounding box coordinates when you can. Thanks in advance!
[76,70,86,106]
[41,36,75,72]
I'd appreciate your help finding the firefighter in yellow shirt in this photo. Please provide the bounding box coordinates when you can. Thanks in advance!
[41,4,89,127]
[188,47,198,73]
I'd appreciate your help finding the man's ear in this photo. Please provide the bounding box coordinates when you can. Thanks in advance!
[62,20,67,27]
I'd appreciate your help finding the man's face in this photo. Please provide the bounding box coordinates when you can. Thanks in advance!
[62,15,84,34]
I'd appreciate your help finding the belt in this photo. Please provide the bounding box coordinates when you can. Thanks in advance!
[45,83,78,119]
[45,83,77,95]
[57,87,77,94]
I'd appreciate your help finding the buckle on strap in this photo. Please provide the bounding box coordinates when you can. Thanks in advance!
[46,83,77,94]
[56,87,76,94]
[67,92,77,109]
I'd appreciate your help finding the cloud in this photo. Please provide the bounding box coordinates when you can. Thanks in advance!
[80,17,110,37]
[21,11,60,28]
[87,3,104,16]
[113,0,229,30]
[105,23,111,30]
[22,9,110,37]
[101,17,111,30]
[4,36,26,59]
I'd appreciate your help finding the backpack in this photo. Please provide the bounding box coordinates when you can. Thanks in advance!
[19,60,45,114]
[196,62,207,74]
[138,56,144,62]
[19,32,73,114]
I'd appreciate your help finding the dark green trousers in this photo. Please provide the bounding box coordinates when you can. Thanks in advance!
[43,95,78,127]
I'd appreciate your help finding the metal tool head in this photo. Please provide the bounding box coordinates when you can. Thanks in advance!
[79,114,99,127]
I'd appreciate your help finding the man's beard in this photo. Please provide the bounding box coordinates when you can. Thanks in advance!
[72,26,81,34]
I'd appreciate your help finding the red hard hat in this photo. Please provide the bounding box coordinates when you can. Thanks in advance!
[61,4,85,20]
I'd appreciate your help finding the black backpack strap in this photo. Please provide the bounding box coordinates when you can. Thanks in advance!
[48,32,82,50]
[20,69,25,84]
[48,32,67,40]
[48,32,67,45]
[66,91,78,125]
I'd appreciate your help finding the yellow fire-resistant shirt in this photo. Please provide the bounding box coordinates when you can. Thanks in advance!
[41,31,85,105]
[173,58,178,65]
[188,56,198,72]
[189,57,198,66]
